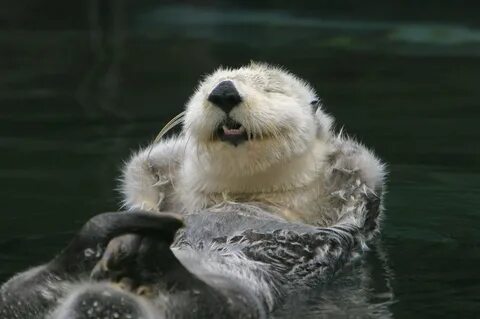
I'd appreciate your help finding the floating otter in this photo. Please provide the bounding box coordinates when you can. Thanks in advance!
[0,63,386,319]
[122,63,384,226]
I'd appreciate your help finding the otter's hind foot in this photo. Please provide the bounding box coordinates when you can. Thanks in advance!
[91,234,157,298]
[91,212,201,297]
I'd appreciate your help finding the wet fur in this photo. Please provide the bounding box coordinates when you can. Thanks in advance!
[1,197,386,318]
[0,63,387,319]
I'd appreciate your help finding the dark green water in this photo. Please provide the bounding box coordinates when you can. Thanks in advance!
[1,2,480,318]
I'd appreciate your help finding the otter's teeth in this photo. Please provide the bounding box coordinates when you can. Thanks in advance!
[222,125,246,136]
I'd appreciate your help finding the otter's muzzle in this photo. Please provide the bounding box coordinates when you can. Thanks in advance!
[208,80,242,114]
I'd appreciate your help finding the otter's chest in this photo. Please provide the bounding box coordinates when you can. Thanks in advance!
[179,183,329,224]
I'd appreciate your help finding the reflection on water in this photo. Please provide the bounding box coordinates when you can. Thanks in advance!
[140,5,480,51]
[1,2,479,318]
[274,243,395,318]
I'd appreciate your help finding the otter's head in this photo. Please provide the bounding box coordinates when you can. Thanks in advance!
[183,63,332,176]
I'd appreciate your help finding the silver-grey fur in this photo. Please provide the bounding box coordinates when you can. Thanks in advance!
[0,64,387,318]
[0,160,385,318]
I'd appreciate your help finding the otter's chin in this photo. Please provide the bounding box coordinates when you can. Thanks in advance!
[215,118,249,146]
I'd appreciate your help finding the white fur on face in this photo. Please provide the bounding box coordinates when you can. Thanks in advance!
[183,63,324,177]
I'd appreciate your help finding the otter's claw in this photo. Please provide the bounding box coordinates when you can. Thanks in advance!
[117,277,135,291]
[136,285,155,298]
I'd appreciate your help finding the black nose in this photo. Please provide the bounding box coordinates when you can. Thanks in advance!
[207,80,242,113]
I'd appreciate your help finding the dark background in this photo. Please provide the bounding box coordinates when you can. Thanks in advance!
[1,1,479,318]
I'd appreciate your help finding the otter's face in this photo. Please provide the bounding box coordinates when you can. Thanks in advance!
[183,63,321,175]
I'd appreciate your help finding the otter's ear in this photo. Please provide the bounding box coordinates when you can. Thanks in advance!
[310,99,320,112]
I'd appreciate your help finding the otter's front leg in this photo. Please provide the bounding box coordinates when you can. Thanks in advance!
[323,137,386,235]
[121,137,185,212]
[122,152,166,212]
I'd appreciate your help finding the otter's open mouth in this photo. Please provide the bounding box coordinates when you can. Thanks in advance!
[216,118,248,146]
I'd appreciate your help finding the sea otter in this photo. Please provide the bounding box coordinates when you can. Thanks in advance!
[0,63,387,319]
[122,62,385,226]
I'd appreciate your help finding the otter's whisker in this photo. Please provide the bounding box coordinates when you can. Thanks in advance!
[146,111,186,165]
